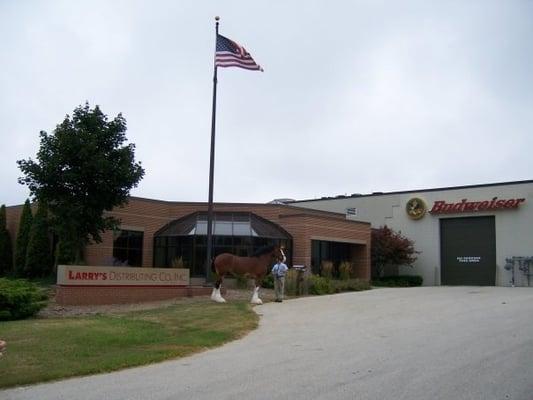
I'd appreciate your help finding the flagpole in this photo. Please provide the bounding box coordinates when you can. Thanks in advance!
[206,16,219,283]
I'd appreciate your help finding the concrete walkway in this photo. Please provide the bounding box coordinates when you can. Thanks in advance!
[2,287,533,400]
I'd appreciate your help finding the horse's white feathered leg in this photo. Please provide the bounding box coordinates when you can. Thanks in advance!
[211,287,226,303]
[251,286,263,305]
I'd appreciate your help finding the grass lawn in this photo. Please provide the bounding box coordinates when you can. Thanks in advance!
[0,300,258,388]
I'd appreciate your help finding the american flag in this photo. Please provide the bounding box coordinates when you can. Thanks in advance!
[215,34,263,71]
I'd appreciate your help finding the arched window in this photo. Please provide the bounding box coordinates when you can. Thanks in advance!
[153,212,292,277]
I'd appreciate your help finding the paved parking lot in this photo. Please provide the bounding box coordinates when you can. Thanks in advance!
[3,286,533,400]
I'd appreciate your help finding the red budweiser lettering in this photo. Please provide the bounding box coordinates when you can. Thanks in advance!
[430,197,525,214]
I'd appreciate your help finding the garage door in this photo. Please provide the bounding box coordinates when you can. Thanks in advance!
[440,216,496,286]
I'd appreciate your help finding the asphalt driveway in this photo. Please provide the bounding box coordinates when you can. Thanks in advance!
[2,286,533,400]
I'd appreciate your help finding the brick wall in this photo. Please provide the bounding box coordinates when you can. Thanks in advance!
[55,285,222,305]
[7,197,372,282]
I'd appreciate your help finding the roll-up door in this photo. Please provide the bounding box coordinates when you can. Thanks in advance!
[440,216,496,286]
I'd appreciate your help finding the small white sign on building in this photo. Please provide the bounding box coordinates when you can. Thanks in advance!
[346,207,358,219]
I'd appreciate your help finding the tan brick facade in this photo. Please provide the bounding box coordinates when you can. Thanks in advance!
[80,197,371,280]
[5,198,371,304]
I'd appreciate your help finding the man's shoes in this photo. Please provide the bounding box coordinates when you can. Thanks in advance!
[275,299,282,302]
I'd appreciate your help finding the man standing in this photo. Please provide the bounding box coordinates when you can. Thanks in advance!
[271,256,288,302]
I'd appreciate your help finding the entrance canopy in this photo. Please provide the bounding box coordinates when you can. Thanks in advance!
[154,212,292,276]
[155,211,290,238]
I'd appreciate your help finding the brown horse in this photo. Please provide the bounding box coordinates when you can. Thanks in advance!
[211,245,284,304]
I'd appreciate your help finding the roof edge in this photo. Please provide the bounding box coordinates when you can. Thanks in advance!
[290,179,533,203]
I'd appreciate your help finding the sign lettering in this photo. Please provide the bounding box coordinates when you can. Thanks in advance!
[58,265,189,286]
[457,256,481,263]
[430,197,525,215]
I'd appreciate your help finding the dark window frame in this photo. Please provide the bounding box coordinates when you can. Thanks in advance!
[113,229,144,267]
[153,212,292,276]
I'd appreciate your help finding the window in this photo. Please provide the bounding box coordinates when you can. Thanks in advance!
[113,230,144,267]
[311,239,353,277]
[153,212,292,276]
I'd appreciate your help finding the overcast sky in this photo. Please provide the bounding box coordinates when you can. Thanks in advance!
[1,0,532,207]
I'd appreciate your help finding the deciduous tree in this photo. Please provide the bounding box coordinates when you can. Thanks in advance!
[371,225,419,278]
[17,103,145,264]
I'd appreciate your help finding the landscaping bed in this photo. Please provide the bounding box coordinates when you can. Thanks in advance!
[37,288,277,318]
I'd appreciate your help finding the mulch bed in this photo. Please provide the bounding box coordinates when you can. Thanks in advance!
[38,287,277,318]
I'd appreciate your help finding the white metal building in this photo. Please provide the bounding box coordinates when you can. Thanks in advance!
[291,180,533,287]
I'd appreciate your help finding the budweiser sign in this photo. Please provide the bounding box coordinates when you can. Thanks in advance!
[430,197,525,214]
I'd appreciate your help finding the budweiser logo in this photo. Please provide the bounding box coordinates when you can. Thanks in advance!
[430,197,525,214]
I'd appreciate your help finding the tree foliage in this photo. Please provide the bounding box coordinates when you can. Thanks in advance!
[14,199,33,275]
[25,203,52,278]
[371,225,419,278]
[0,205,13,276]
[17,103,145,263]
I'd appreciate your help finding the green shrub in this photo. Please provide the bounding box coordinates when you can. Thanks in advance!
[372,275,423,287]
[332,279,372,292]
[308,274,334,295]
[0,278,48,320]
[262,274,274,289]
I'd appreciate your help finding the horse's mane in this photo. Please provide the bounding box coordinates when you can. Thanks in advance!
[252,245,276,257]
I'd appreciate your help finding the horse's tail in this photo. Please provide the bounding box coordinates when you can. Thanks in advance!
[211,257,216,274]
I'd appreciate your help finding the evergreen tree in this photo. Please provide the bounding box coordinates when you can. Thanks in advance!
[25,203,52,278]
[55,239,77,266]
[0,205,13,276]
[14,199,33,275]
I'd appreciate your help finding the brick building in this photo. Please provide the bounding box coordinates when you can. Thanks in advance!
[6,197,371,283]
